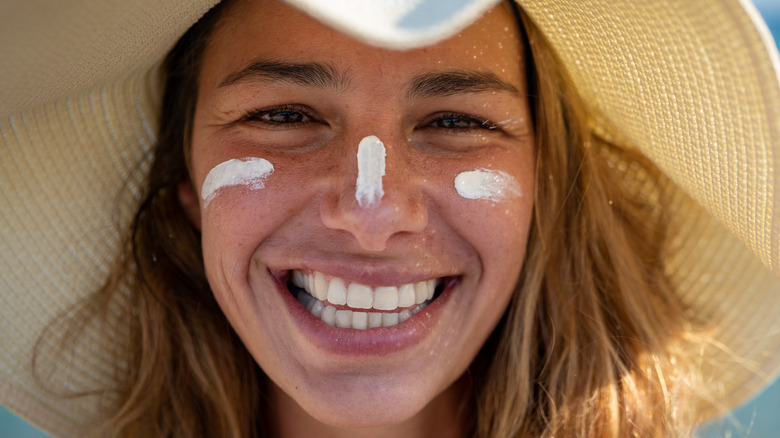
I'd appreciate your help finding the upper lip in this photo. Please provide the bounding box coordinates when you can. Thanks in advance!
[267,253,462,287]
[272,266,456,289]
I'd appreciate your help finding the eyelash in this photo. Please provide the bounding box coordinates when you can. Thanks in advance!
[239,106,498,133]
[423,112,498,131]
[240,104,317,127]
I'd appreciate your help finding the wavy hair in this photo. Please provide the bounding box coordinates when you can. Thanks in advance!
[472,6,700,436]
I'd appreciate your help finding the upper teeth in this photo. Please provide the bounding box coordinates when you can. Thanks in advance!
[292,270,436,311]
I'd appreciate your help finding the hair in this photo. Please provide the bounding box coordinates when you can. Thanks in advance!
[470,6,701,436]
[39,1,702,437]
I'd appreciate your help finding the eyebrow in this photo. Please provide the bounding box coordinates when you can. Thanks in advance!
[218,60,519,99]
[218,60,348,90]
[407,70,520,98]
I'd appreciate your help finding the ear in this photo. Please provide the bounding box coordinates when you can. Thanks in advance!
[178,180,203,230]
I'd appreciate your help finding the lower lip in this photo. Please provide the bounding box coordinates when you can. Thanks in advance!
[272,273,454,357]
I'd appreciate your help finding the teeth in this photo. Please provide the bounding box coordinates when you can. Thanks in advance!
[292,270,439,310]
[347,283,373,309]
[425,279,435,300]
[326,277,347,305]
[373,286,398,310]
[352,312,368,330]
[313,272,328,301]
[368,312,383,328]
[310,300,324,318]
[304,273,313,293]
[414,281,428,303]
[321,306,337,326]
[298,303,428,330]
[381,312,399,327]
[293,270,305,289]
[398,283,415,308]
[335,310,352,328]
[290,270,440,329]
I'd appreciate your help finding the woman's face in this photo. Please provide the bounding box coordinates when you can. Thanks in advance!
[182,0,534,430]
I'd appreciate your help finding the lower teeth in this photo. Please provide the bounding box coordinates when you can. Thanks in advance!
[294,289,427,329]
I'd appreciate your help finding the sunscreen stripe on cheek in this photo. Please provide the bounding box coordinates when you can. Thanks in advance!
[201,157,274,207]
[356,135,386,207]
[454,168,522,202]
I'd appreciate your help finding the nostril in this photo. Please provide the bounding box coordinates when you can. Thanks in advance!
[319,136,427,251]
[320,184,428,252]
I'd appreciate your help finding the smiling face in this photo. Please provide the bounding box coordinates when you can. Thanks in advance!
[180,0,535,432]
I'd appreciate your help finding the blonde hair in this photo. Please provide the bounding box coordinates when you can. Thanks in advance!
[37,2,702,437]
[471,7,700,437]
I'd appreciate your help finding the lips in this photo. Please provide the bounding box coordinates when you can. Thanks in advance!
[289,270,442,329]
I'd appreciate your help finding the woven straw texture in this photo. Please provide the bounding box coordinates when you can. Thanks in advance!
[518,0,780,418]
[1,0,779,435]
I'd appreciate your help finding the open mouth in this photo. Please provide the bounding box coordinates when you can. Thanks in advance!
[287,270,448,330]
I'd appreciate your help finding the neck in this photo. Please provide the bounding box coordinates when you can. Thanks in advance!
[269,376,471,438]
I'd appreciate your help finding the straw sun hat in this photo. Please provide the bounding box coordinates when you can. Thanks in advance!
[1,0,779,435]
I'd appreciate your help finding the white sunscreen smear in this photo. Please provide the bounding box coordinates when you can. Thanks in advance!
[454,168,522,202]
[356,135,386,207]
[201,157,274,207]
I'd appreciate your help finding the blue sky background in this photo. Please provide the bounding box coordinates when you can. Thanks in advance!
[753,0,780,16]
[2,3,780,438]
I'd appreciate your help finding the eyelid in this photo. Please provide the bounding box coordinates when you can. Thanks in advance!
[420,112,499,131]
[238,104,320,126]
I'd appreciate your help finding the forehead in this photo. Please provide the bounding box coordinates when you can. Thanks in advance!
[200,0,525,91]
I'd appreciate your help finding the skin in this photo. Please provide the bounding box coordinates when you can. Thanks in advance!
[178,0,535,436]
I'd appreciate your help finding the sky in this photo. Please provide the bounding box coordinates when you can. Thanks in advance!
[753,0,780,20]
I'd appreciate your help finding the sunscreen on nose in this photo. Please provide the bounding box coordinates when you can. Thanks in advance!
[356,135,386,207]
[201,157,274,207]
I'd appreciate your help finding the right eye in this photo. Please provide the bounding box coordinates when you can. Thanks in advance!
[241,105,316,127]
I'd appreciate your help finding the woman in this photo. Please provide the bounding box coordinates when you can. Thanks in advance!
[1,0,779,437]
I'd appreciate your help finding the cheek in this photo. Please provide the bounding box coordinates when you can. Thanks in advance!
[448,165,534,275]
[197,157,312,260]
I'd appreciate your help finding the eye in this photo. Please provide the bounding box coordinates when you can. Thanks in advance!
[425,112,497,131]
[241,105,317,127]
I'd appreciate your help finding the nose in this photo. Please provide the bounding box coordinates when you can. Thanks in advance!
[320,134,428,251]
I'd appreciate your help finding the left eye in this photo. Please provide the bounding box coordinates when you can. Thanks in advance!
[240,105,316,126]
[262,110,310,124]
[427,113,497,131]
